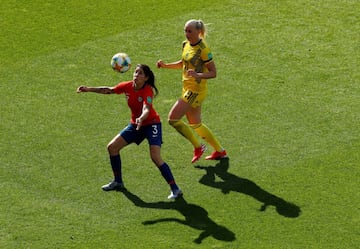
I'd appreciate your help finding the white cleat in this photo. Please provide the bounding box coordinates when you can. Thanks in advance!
[101,181,124,191]
[168,189,183,199]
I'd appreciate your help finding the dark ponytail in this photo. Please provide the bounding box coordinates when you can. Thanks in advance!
[137,64,158,97]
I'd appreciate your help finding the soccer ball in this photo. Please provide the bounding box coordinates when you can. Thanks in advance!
[111,52,131,73]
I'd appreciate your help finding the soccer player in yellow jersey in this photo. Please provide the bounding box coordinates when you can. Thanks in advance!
[157,19,227,163]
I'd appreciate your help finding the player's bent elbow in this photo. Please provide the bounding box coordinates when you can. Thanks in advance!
[212,72,217,78]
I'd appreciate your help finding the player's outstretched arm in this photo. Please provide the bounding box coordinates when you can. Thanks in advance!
[77,86,114,94]
[156,59,182,69]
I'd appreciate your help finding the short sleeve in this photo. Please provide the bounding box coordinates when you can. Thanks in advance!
[201,45,213,64]
[113,81,130,94]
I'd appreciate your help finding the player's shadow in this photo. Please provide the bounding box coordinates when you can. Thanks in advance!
[195,158,301,218]
[121,189,236,244]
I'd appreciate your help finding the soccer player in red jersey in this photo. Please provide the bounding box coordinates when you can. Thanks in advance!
[157,19,227,163]
[77,64,182,199]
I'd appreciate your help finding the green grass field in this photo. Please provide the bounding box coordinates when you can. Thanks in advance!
[1,0,359,248]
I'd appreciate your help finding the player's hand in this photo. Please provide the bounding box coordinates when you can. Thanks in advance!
[187,69,199,78]
[135,118,143,130]
[156,60,164,68]
[77,86,87,93]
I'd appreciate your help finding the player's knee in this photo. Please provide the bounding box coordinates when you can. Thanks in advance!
[107,143,113,153]
[107,142,118,155]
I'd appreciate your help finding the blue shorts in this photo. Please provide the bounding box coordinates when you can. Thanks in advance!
[120,123,163,146]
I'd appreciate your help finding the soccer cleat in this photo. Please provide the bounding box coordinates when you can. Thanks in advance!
[205,150,228,160]
[101,181,124,191]
[191,144,207,163]
[168,189,183,199]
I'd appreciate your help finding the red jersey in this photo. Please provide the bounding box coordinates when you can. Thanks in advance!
[113,81,160,126]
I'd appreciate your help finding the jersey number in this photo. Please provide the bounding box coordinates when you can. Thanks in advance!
[152,125,158,135]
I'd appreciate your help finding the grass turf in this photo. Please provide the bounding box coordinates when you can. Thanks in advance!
[1,0,359,248]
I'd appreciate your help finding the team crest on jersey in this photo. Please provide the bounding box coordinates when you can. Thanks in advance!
[147,96,152,104]
[137,97,143,102]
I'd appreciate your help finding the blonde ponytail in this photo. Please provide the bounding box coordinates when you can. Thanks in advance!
[185,19,207,39]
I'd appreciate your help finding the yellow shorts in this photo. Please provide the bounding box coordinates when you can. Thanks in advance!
[181,88,207,108]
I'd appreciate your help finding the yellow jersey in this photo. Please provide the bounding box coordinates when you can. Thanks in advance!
[181,39,213,93]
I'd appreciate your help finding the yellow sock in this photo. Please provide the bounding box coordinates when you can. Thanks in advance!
[191,123,223,152]
[169,120,201,148]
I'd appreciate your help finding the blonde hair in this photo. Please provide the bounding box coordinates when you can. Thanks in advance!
[185,19,207,39]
